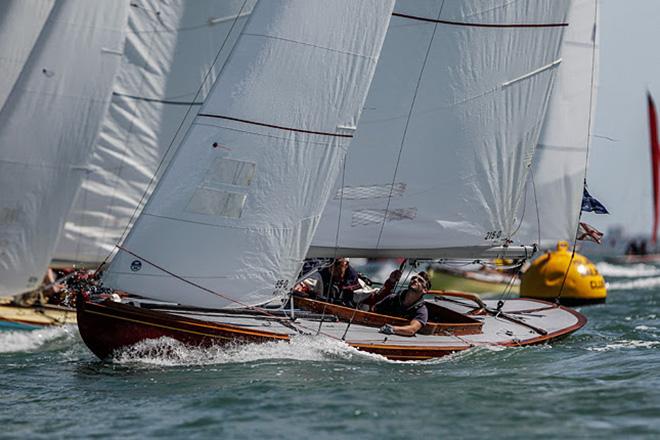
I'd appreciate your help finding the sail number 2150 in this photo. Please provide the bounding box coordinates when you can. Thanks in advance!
[484,230,502,240]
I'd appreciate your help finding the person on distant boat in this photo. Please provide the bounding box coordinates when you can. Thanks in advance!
[292,258,364,305]
[375,271,431,337]
[639,240,648,255]
[625,240,640,256]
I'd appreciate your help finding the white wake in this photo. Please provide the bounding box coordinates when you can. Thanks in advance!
[0,325,75,353]
[596,262,660,278]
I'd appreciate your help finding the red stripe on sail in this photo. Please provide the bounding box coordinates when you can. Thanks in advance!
[648,92,660,244]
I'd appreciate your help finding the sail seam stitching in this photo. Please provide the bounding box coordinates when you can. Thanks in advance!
[392,12,568,28]
[112,91,203,106]
[241,33,379,60]
[198,113,354,138]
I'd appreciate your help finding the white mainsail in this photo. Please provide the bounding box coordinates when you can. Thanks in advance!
[54,0,256,266]
[102,0,396,308]
[0,0,55,111]
[0,0,129,295]
[516,0,600,247]
[310,0,571,259]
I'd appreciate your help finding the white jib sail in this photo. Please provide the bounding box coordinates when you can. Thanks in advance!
[310,0,571,259]
[516,0,600,247]
[54,0,256,266]
[0,0,129,295]
[102,0,396,308]
[0,0,55,112]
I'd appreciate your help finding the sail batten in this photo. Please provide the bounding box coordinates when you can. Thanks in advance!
[102,0,396,308]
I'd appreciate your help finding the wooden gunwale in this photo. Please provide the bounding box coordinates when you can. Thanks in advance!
[293,296,483,336]
[498,308,587,346]
[0,304,76,327]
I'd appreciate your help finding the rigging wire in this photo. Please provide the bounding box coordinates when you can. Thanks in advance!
[96,0,252,275]
[375,1,446,249]
[557,0,600,302]
[317,151,351,332]
[81,4,166,265]
[114,245,346,341]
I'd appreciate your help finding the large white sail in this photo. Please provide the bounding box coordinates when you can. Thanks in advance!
[0,0,128,295]
[54,0,256,266]
[102,0,396,308]
[0,0,55,111]
[310,0,571,259]
[516,0,600,247]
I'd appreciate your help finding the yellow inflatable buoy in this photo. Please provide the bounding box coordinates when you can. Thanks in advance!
[520,241,606,305]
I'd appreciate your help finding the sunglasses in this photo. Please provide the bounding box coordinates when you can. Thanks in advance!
[410,276,428,289]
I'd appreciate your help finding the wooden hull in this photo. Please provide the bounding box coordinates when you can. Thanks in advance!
[76,297,289,359]
[77,293,587,362]
[0,304,76,330]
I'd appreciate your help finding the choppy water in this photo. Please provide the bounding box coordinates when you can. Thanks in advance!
[2,262,660,439]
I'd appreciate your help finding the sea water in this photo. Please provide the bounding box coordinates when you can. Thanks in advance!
[2,262,659,439]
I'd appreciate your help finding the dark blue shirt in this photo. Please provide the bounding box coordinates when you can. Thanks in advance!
[374,292,428,326]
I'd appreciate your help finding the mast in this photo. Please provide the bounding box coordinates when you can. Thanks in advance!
[648,92,660,244]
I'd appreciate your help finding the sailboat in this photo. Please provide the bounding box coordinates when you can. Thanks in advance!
[605,92,660,264]
[76,0,587,361]
[0,0,129,329]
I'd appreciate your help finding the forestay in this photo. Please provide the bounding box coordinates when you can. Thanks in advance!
[0,0,128,295]
[55,0,256,266]
[516,0,599,247]
[102,0,396,308]
[310,0,571,259]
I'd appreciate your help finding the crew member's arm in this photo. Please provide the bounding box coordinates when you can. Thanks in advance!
[363,269,402,310]
[380,319,423,337]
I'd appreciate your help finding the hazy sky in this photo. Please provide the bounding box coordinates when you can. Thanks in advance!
[584,0,660,237]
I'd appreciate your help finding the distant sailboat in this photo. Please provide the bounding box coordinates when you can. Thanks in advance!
[76,0,586,361]
[607,91,660,263]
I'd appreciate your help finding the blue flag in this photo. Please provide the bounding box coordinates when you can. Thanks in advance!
[581,188,609,214]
